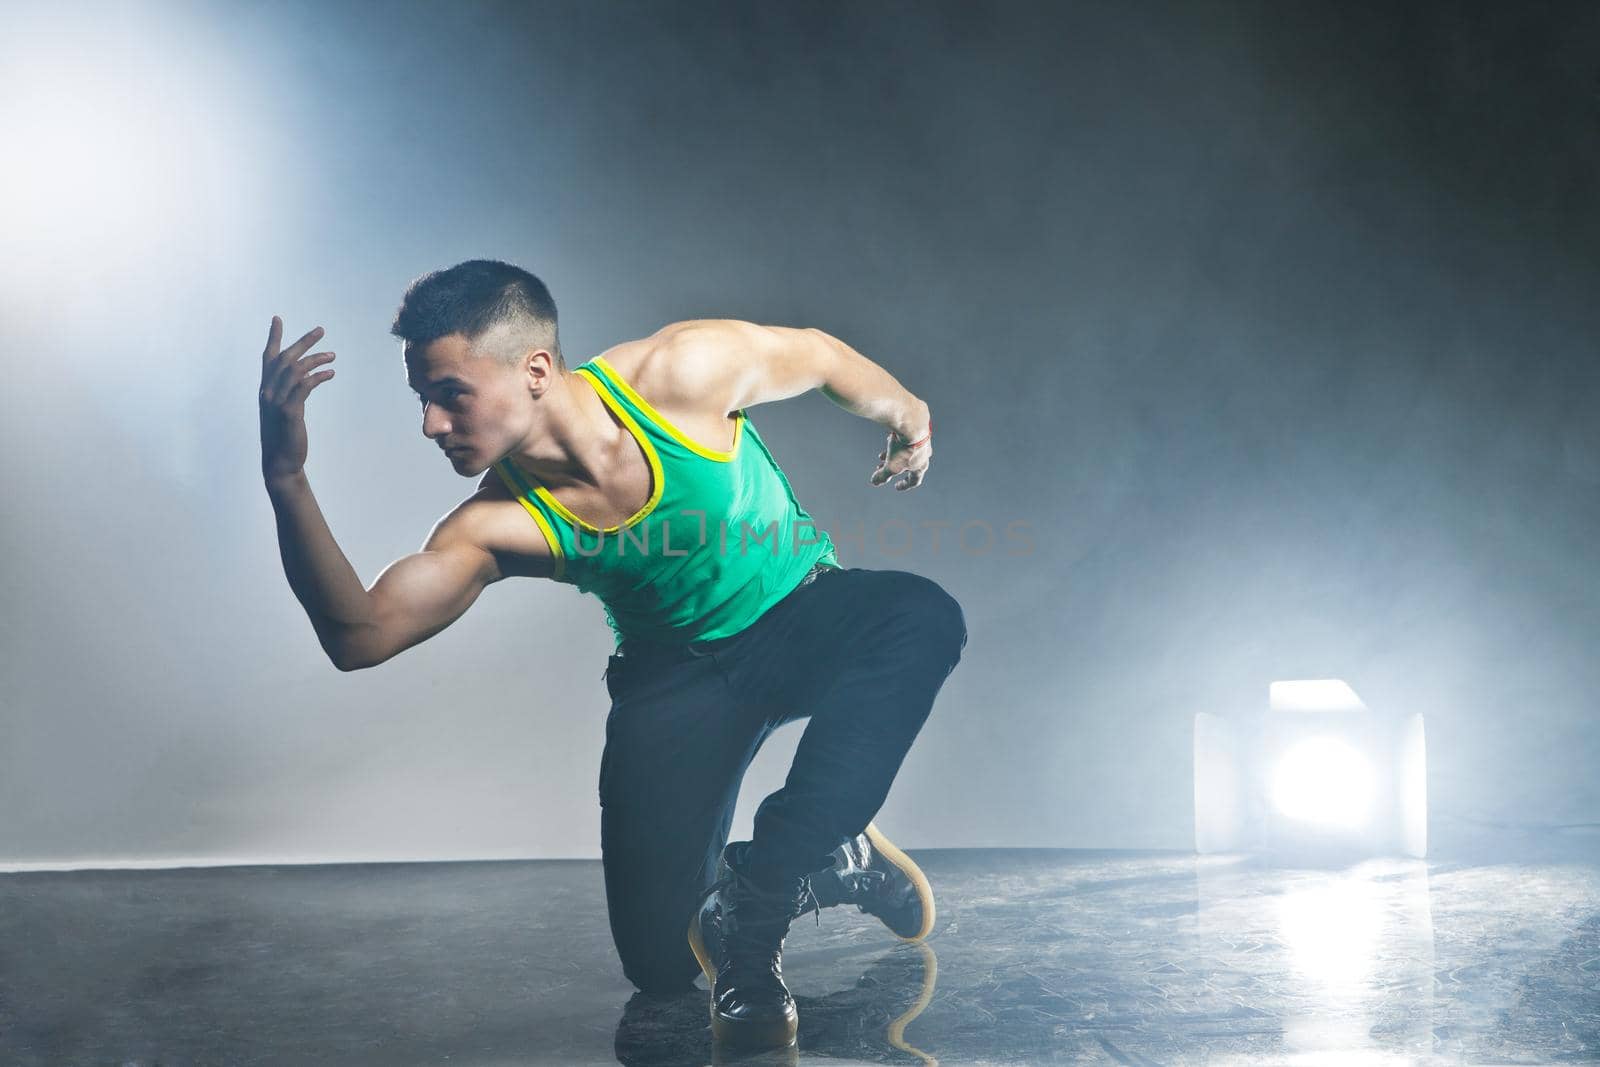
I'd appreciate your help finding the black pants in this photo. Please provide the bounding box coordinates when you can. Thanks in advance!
[597,565,967,993]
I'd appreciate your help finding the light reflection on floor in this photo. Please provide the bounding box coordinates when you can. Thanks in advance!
[2,844,1596,1065]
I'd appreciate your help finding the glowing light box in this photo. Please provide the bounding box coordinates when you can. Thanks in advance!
[1194,679,1428,862]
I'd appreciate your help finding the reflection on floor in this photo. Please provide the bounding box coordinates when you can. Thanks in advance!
[2,840,1597,1065]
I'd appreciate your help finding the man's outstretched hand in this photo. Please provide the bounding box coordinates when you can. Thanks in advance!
[870,419,932,492]
[259,316,336,487]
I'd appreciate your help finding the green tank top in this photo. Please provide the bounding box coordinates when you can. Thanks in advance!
[491,354,840,648]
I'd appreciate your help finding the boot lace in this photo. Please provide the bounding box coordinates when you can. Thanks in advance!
[720,868,826,979]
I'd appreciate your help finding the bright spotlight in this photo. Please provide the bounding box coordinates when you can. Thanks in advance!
[1271,737,1375,828]
[1194,679,1428,863]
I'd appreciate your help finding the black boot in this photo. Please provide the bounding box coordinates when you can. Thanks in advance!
[801,822,936,942]
[686,840,819,1049]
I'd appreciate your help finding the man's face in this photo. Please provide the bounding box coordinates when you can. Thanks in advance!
[404,332,538,476]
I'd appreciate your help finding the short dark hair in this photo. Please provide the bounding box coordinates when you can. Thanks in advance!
[390,259,563,370]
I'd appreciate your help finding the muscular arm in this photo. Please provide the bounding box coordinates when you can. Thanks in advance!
[266,472,501,671]
[653,319,931,442]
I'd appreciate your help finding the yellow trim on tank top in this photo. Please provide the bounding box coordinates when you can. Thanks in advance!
[586,355,744,463]
[491,461,567,583]
[528,368,664,535]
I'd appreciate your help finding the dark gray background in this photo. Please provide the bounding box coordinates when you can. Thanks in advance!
[2,0,1595,865]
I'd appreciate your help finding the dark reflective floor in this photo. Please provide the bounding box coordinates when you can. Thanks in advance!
[2,840,1597,1065]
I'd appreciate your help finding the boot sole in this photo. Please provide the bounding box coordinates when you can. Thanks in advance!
[710,1004,798,1049]
[865,822,937,942]
[687,909,716,985]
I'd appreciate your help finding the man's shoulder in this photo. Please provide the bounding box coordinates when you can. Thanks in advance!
[430,471,556,580]
[591,320,766,420]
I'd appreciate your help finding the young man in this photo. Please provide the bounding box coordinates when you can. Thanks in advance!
[258,260,966,1050]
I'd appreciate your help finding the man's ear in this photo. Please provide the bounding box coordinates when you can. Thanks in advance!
[523,349,556,395]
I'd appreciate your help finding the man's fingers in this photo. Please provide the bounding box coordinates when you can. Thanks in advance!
[287,367,336,405]
[271,350,335,395]
[263,315,282,363]
[870,446,930,490]
[282,325,325,363]
[265,351,335,402]
[268,325,325,371]
[262,319,324,378]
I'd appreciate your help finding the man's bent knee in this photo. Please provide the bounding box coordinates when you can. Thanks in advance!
[904,575,967,666]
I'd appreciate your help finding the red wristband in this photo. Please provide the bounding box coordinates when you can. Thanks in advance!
[896,417,932,449]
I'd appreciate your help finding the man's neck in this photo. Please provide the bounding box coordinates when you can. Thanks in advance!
[506,368,621,490]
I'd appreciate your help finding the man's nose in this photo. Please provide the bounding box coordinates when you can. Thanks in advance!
[421,401,450,438]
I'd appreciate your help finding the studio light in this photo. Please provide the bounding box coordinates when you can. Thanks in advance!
[1271,736,1376,828]
[1194,679,1428,864]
